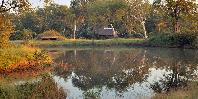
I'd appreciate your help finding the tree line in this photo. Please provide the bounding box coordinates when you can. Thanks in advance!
[1,0,198,42]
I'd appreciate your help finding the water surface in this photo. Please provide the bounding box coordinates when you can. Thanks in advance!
[0,47,198,99]
[51,47,198,99]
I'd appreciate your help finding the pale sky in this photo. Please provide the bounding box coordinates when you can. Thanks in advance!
[30,0,71,7]
[30,0,156,8]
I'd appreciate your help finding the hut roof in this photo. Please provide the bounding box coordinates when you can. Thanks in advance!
[37,30,66,40]
[96,28,117,36]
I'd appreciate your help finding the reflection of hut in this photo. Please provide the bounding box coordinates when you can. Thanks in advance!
[37,30,65,40]
[96,25,118,38]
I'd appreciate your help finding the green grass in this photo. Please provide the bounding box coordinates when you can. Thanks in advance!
[31,38,146,47]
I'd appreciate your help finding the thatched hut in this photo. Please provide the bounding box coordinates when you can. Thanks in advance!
[96,28,118,38]
[95,24,118,38]
[37,30,65,40]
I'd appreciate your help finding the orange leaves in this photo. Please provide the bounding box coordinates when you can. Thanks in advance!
[0,59,53,75]
[0,46,52,74]
[0,60,35,73]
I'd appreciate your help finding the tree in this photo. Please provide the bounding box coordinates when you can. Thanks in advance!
[0,0,58,48]
[14,11,41,33]
[153,0,197,33]
[179,11,198,34]
[0,0,30,13]
[21,29,33,41]
[0,0,30,48]
[123,0,151,39]
[70,0,82,39]
[74,0,151,39]
[70,0,93,39]
[86,0,128,37]
[0,14,13,48]
[14,4,73,38]
[35,4,72,35]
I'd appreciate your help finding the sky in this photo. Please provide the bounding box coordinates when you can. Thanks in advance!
[30,0,155,8]
[30,0,197,8]
[30,0,71,7]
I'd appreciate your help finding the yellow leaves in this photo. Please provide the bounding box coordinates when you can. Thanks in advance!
[0,15,13,48]
[0,46,52,73]
[115,9,125,20]
[44,0,53,6]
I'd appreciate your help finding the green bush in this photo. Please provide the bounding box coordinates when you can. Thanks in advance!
[174,33,197,47]
[148,33,173,46]
[126,33,144,38]
[10,29,35,41]
[148,33,197,47]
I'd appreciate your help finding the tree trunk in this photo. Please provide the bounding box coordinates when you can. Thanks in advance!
[174,20,180,33]
[142,21,148,39]
[73,20,77,40]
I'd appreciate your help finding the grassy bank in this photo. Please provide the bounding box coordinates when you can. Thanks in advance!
[0,76,66,99]
[31,38,146,47]
[31,37,198,49]
[153,81,198,99]
[0,46,52,73]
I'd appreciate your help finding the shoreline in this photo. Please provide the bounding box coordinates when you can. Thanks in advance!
[30,39,198,49]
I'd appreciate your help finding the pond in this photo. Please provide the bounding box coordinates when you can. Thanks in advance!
[52,47,198,99]
[1,47,198,99]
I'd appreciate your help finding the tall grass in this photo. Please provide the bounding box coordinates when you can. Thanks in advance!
[0,76,66,99]
[153,82,198,99]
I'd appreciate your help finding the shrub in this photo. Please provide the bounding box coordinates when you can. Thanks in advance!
[148,33,197,47]
[77,23,94,39]
[173,33,197,47]
[0,76,66,99]
[0,46,52,71]
[148,33,173,46]
[0,31,10,48]
[10,29,35,41]
[127,33,144,38]
[10,31,23,40]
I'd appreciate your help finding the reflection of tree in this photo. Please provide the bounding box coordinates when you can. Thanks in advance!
[151,65,188,93]
[55,49,150,94]
[148,49,198,93]
[147,48,198,69]
[54,62,72,80]
[54,48,198,96]
[83,88,102,99]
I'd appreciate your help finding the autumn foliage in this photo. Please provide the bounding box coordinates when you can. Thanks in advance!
[0,46,52,73]
[0,14,13,48]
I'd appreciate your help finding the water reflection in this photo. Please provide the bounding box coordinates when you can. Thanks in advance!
[53,48,198,98]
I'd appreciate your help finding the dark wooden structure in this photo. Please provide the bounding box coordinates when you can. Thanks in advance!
[96,27,118,38]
